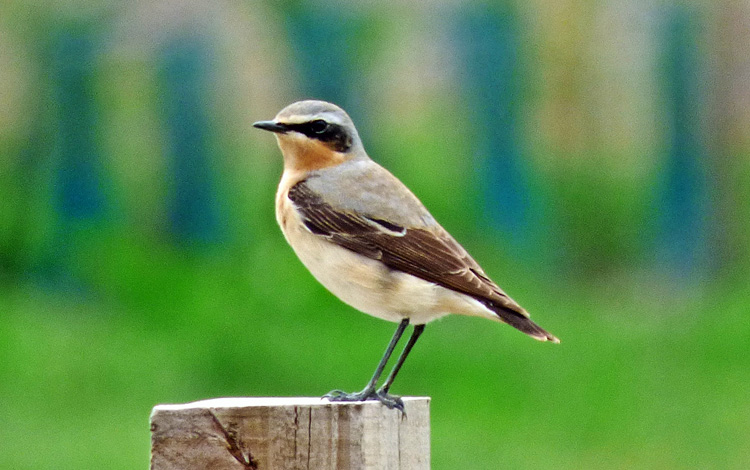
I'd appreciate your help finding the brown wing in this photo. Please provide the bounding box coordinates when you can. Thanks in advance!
[287,180,527,317]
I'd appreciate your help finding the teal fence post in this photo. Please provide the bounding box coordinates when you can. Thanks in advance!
[658,7,709,275]
[51,24,106,221]
[453,6,533,246]
[159,34,222,245]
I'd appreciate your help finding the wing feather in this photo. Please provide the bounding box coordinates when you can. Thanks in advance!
[288,180,527,317]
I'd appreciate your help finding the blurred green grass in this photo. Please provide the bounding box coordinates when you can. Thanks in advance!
[2,251,748,469]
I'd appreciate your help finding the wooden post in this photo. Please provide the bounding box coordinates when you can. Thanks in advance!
[150,397,430,470]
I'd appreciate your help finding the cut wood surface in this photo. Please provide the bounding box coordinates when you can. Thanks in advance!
[150,397,430,470]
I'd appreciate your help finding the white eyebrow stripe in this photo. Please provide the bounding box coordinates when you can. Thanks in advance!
[278,112,346,127]
[277,114,312,125]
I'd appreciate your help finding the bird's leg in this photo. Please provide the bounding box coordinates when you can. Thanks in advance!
[375,324,426,411]
[325,318,409,405]
[379,324,425,394]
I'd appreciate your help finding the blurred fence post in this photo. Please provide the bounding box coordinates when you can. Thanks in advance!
[454,6,532,244]
[284,4,360,112]
[159,34,221,244]
[150,397,430,470]
[51,24,107,222]
[659,6,709,274]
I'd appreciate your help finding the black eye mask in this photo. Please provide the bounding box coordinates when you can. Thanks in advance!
[287,121,353,153]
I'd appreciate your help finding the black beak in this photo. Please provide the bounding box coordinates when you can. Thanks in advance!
[253,120,288,133]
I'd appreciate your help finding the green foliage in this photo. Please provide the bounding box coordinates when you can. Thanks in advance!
[1,275,749,469]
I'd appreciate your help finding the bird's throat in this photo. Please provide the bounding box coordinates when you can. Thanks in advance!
[277,135,347,173]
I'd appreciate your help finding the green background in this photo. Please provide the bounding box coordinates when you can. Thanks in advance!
[1,1,749,468]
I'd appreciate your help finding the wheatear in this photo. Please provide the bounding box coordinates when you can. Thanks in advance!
[254,100,558,411]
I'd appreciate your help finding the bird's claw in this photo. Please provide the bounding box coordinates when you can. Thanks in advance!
[324,387,375,402]
[374,389,405,413]
[324,388,405,413]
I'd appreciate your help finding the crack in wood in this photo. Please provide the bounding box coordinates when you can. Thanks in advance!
[207,409,259,469]
[306,408,312,469]
[293,406,299,459]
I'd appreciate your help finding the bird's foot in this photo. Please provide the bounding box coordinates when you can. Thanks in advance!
[324,387,376,403]
[324,387,405,413]
[374,389,405,413]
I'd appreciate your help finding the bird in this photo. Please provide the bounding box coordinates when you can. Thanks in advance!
[254,100,558,411]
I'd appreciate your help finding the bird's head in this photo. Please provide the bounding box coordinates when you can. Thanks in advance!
[254,100,364,172]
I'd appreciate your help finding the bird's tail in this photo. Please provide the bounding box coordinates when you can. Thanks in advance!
[480,299,560,343]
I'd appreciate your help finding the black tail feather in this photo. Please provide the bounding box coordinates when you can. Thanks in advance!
[480,299,560,343]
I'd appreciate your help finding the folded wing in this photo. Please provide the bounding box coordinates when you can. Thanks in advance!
[288,179,558,342]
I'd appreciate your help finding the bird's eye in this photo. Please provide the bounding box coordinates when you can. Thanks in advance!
[309,120,328,134]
